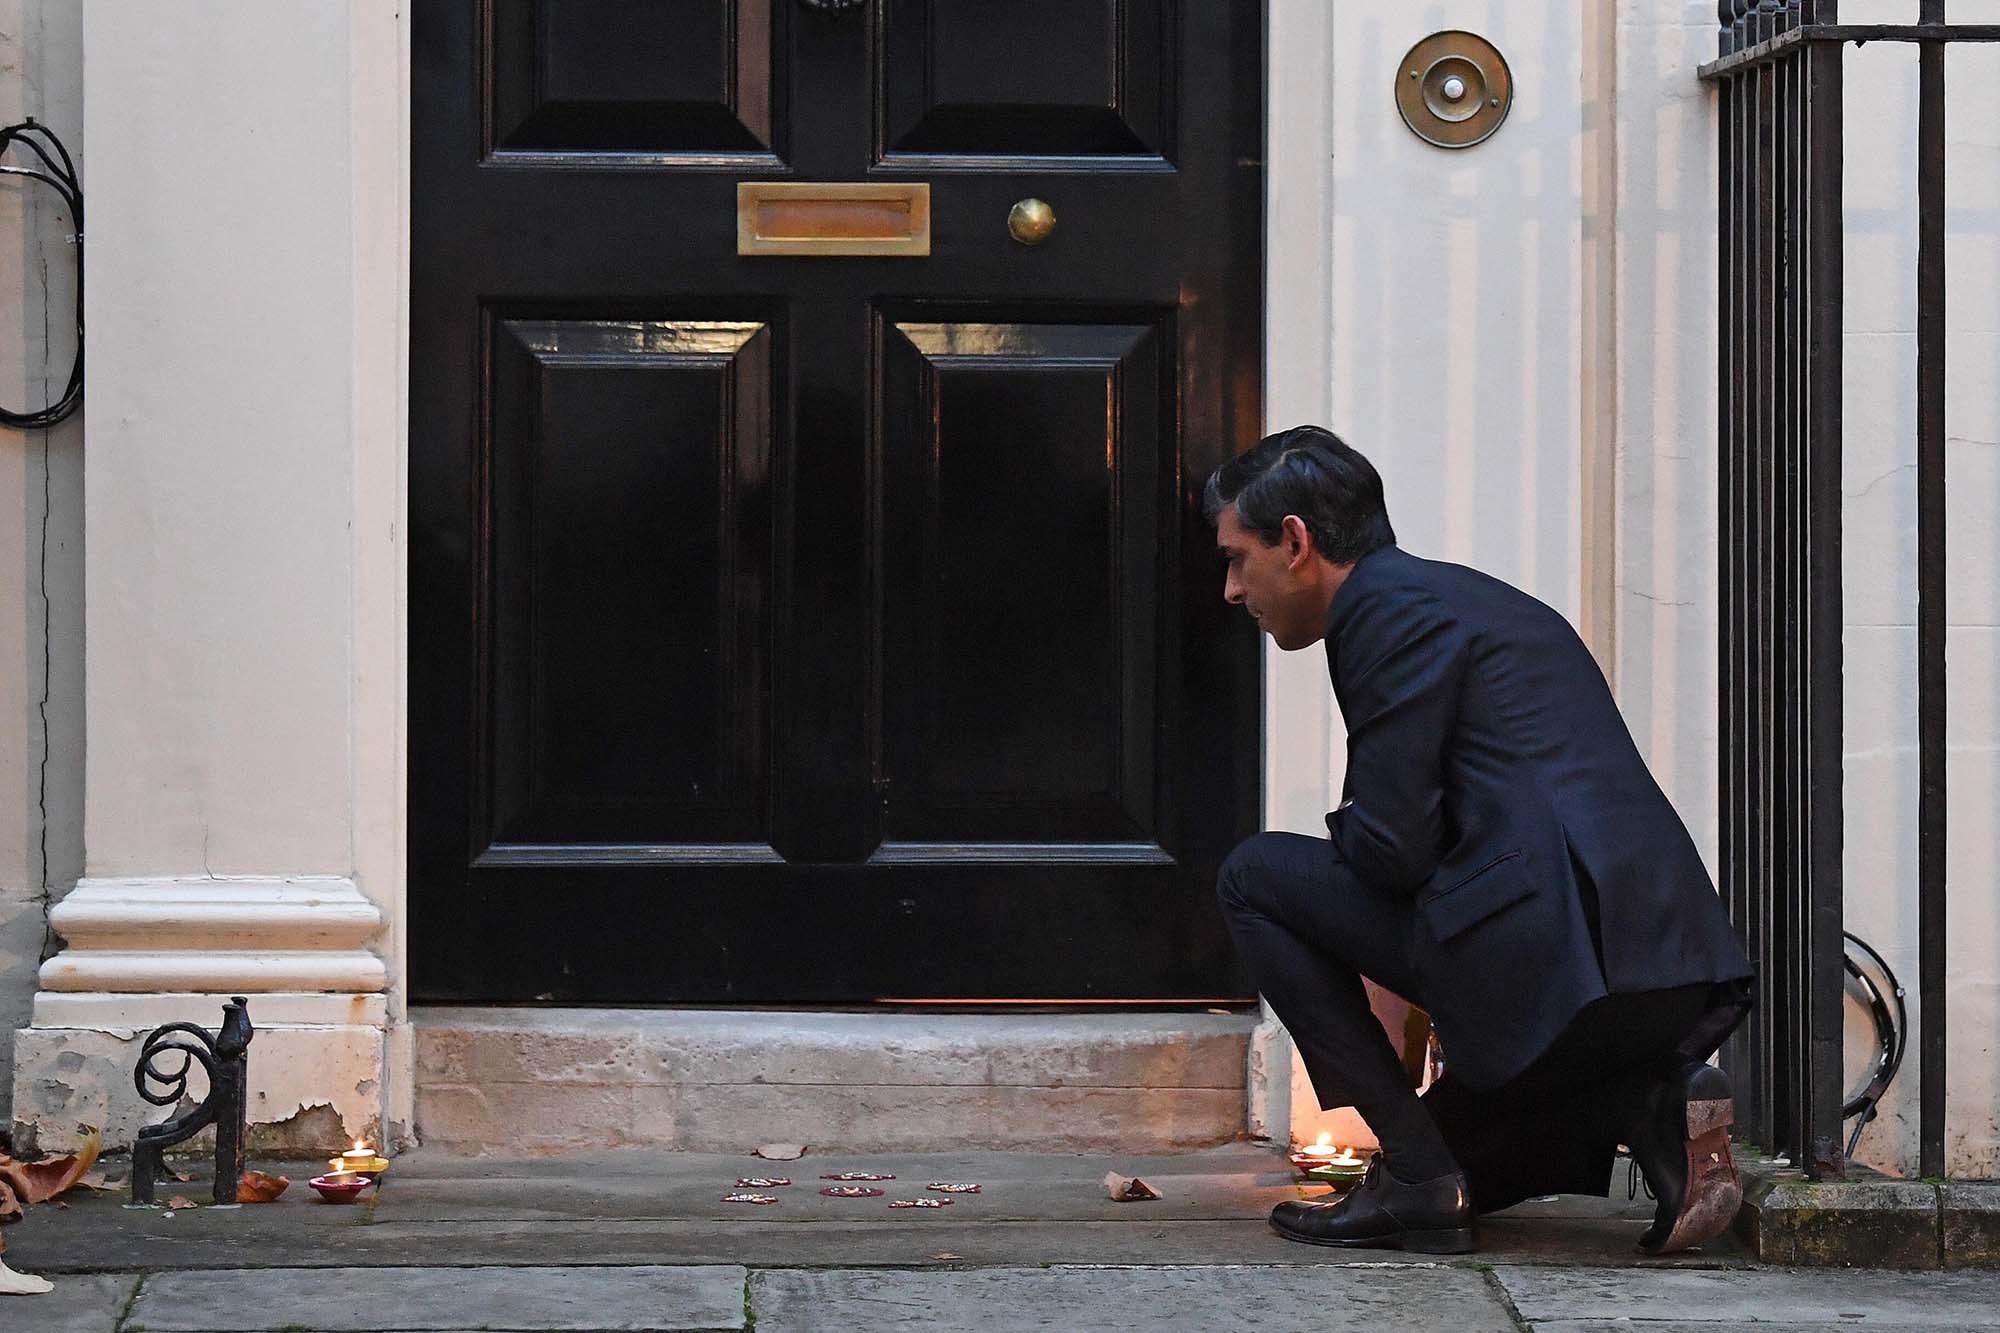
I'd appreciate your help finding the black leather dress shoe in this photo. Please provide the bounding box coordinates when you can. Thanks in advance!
[1627,1060,1741,1254]
[1269,1158,1475,1253]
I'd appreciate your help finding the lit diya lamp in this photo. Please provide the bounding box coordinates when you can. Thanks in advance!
[1287,1133,1371,1185]
[307,1171,372,1204]
[328,1139,390,1182]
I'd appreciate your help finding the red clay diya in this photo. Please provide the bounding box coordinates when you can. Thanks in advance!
[307,1171,374,1203]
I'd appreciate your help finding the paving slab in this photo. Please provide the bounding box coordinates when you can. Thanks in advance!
[1740,1173,1943,1268]
[750,1264,1516,1332]
[0,1272,140,1333]
[1531,1325,1958,1332]
[1945,1182,2000,1269]
[126,1265,747,1332]
[1495,1265,2000,1327]
[9,1146,1735,1273]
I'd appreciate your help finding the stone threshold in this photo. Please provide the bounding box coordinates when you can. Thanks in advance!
[1734,1149,2000,1268]
[413,1007,1261,1155]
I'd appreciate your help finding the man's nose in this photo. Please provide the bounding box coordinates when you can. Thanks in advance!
[1223,571,1244,604]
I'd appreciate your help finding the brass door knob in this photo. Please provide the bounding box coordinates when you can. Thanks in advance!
[1008,198,1056,245]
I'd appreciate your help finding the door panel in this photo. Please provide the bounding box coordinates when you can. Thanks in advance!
[488,0,780,157]
[877,319,1163,847]
[878,0,1171,157]
[483,318,774,853]
[412,0,1262,1003]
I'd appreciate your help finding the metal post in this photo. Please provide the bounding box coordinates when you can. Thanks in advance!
[1784,0,1816,1160]
[1915,0,1949,1182]
[213,998,253,1205]
[1801,0,1846,1181]
[1752,0,1788,1161]
[1717,0,1758,1137]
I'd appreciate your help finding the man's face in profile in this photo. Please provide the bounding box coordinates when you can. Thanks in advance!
[1215,504,1323,651]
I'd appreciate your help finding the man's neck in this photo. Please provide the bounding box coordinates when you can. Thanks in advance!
[1315,558,1358,621]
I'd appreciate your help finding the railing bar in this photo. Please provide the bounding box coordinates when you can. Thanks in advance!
[1799,22,1817,1171]
[1755,30,1791,1160]
[1916,0,1949,1182]
[1717,42,1754,1135]
[1699,23,2000,81]
[1752,42,1777,1155]
[1776,6,1796,1155]
[1777,20,1807,1173]
[1723,24,1752,1135]
[1741,43,1773,1148]
[1802,15,1847,1180]
[1776,37,1802,1163]
[1783,7,1801,1163]
[1779,0,1810,1163]
[1745,43,1770,1154]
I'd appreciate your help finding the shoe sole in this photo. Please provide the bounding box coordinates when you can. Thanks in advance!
[1269,1219,1477,1255]
[1645,1067,1742,1256]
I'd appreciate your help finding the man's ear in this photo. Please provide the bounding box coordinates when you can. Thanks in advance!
[1280,514,1314,571]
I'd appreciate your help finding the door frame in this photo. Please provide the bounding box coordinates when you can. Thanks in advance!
[361,0,1324,1129]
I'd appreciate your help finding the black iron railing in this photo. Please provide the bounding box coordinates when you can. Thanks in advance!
[1700,1,1991,1180]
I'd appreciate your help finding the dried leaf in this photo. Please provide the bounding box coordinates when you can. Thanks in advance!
[0,1128,103,1204]
[1103,1171,1162,1202]
[73,1171,112,1192]
[0,1177,21,1228]
[754,1143,806,1161]
[162,1166,193,1184]
[166,1195,199,1211]
[236,1171,290,1203]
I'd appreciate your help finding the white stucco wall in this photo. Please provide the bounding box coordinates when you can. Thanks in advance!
[0,0,83,1131]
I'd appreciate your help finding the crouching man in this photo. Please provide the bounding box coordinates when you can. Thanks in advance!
[1209,426,1752,1256]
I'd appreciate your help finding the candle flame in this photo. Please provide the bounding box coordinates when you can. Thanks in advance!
[1314,1132,1333,1150]
[352,1140,369,1154]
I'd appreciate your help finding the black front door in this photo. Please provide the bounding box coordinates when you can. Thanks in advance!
[410,0,1262,1003]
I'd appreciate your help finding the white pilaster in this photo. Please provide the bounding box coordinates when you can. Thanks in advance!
[10,1,409,1154]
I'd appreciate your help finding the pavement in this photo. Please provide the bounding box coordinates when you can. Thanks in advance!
[5,1145,1997,1331]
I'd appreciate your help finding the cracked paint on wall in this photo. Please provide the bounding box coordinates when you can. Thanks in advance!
[12,1025,385,1154]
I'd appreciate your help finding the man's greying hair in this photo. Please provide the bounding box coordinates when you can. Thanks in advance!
[1202,426,1396,564]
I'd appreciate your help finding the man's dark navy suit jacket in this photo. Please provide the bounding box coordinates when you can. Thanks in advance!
[1322,545,1752,1089]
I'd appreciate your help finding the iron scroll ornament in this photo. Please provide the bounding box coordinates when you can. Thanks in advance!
[131,997,254,1205]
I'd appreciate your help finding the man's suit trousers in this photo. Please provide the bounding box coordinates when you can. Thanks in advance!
[1218,830,1741,1213]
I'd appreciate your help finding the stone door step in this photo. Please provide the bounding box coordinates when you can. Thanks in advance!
[413,1008,1259,1155]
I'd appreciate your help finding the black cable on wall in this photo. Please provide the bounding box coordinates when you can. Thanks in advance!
[1,117,82,429]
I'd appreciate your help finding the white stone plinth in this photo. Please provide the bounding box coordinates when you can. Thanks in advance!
[12,876,389,1153]
[12,1011,384,1156]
